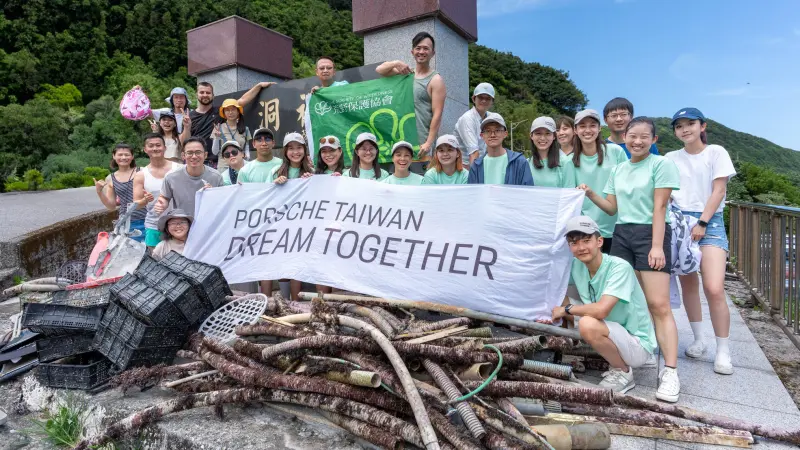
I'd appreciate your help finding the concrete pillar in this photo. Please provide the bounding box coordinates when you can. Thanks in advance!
[352,1,478,138]
[187,16,293,96]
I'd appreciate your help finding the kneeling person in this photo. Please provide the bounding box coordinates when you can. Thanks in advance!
[552,216,656,394]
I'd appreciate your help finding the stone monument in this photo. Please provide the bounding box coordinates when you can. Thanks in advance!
[187,16,293,95]
[352,0,478,137]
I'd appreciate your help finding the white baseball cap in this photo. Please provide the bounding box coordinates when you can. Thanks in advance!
[480,112,506,131]
[319,135,341,150]
[564,216,601,236]
[221,140,242,151]
[435,134,460,149]
[530,116,556,134]
[473,83,495,99]
[575,109,601,125]
[283,132,306,147]
[355,132,378,148]
[391,141,414,155]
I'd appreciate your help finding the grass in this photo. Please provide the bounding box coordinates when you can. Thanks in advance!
[26,395,88,448]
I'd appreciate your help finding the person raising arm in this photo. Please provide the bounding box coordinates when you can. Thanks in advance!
[376,32,446,169]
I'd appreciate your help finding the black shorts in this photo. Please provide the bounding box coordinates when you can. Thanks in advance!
[601,237,613,254]
[611,224,671,273]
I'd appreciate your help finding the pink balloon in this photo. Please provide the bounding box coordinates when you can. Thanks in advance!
[119,87,152,121]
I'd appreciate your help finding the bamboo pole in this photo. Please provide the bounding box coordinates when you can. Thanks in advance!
[527,413,753,448]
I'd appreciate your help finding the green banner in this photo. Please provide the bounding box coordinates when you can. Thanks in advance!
[308,75,418,166]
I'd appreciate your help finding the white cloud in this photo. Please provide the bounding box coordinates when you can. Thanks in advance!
[477,0,557,17]
[708,87,748,97]
[762,36,785,45]
[668,53,701,82]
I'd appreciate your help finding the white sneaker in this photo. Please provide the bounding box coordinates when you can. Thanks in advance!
[599,367,636,394]
[657,367,680,403]
[685,340,706,358]
[643,353,658,367]
[714,353,734,375]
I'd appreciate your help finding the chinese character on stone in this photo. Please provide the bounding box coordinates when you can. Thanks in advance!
[259,98,280,131]
[296,94,307,126]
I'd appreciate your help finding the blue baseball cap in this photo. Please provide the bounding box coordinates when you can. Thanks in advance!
[165,87,192,106]
[671,107,705,126]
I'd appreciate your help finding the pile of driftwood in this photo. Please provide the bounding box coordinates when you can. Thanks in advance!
[73,292,800,450]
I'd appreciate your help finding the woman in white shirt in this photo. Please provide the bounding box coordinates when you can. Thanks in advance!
[666,107,737,375]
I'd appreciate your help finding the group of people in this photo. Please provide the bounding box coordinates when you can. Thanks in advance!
[93,32,737,406]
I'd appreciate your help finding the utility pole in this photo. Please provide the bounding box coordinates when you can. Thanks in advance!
[509,120,526,151]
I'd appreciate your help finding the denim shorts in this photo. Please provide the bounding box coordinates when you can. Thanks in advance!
[683,211,728,252]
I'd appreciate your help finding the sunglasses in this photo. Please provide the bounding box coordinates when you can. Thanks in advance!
[254,136,273,142]
[223,148,240,158]
[319,137,338,144]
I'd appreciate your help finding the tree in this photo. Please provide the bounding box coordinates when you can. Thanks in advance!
[35,83,83,110]
[0,98,70,180]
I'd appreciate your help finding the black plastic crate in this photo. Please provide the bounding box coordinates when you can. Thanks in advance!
[36,334,95,363]
[134,256,212,325]
[21,303,104,336]
[51,284,113,308]
[160,252,232,309]
[110,273,189,328]
[93,303,187,369]
[35,352,113,390]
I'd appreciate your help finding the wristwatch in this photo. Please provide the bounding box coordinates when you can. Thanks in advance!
[697,220,709,228]
[564,304,573,315]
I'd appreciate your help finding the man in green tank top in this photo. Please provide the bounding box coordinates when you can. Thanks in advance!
[376,31,446,169]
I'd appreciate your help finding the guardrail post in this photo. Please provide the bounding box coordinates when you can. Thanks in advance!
[770,214,784,315]
[750,209,760,290]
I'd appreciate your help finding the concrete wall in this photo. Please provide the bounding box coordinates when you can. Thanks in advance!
[0,210,115,291]
[198,66,284,97]
[363,18,470,139]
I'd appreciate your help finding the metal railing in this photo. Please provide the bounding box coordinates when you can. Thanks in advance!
[728,202,800,349]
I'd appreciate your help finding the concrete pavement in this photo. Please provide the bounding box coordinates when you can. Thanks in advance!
[0,187,105,242]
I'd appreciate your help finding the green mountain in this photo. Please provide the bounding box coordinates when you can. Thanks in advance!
[653,118,800,177]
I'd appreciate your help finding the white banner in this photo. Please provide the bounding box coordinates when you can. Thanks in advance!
[184,177,584,320]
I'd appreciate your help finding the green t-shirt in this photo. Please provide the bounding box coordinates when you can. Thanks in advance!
[565,143,627,238]
[382,172,424,185]
[483,152,509,185]
[569,254,657,353]
[604,154,681,225]
[343,167,390,181]
[422,168,469,185]
[271,166,302,181]
[237,158,283,183]
[528,153,574,188]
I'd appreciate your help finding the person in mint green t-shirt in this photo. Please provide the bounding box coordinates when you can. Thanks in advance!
[551,216,656,395]
[272,132,314,183]
[314,135,345,175]
[580,117,682,404]
[344,132,390,181]
[271,132,314,303]
[238,127,283,183]
[565,109,627,252]
[383,141,424,185]
[528,116,574,188]
[423,134,468,184]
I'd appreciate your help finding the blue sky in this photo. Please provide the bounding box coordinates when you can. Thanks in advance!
[475,0,800,150]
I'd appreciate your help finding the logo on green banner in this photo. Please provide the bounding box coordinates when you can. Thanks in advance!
[308,75,418,165]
